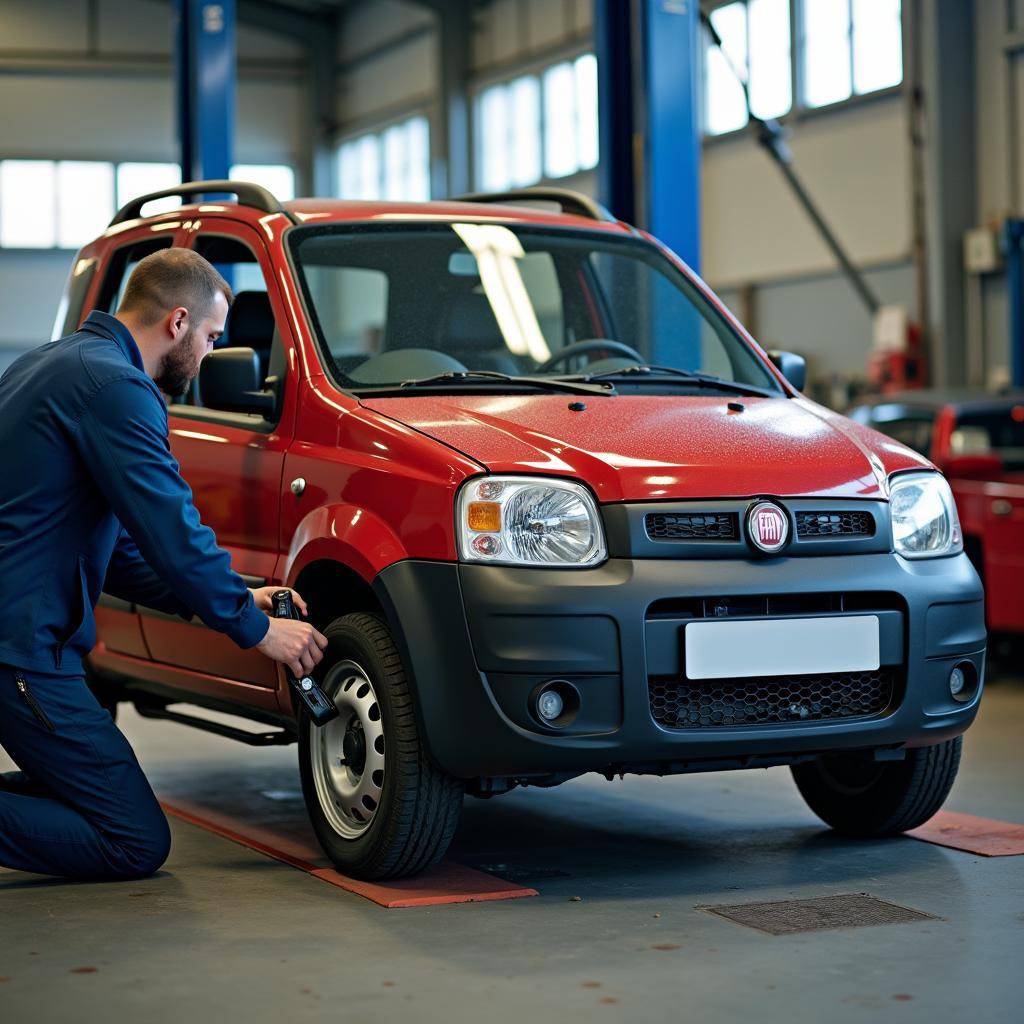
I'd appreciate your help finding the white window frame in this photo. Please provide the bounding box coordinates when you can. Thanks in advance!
[0,158,297,251]
[335,113,432,202]
[471,48,599,193]
[702,0,904,141]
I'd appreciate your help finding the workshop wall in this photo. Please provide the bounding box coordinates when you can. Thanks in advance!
[335,0,911,396]
[0,0,306,373]
[336,0,435,130]
[0,0,1004,395]
[968,0,1021,389]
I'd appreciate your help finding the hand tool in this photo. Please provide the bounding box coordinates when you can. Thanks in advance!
[272,589,339,726]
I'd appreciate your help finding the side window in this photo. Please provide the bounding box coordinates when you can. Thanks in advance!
[94,236,175,315]
[187,234,285,417]
[588,250,754,381]
[192,234,269,304]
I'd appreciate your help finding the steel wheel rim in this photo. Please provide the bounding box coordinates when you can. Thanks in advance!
[310,659,385,839]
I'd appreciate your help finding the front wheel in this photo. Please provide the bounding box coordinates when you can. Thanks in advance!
[791,737,962,835]
[298,612,463,879]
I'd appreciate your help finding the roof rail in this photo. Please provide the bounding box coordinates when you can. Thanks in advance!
[453,187,616,223]
[109,179,291,227]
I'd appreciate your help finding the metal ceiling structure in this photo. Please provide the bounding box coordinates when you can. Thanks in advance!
[177,0,703,271]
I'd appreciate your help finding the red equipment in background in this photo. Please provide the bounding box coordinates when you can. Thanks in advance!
[868,317,927,394]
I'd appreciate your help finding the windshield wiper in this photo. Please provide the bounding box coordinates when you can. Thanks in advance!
[394,370,616,397]
[570,364,778,398]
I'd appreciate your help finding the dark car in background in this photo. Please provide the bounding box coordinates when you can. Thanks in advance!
[848,391,1024,640]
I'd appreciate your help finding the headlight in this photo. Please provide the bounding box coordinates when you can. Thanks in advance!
[889,472,962,558]
[457,476,606,567]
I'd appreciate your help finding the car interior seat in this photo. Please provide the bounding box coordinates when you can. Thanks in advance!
[223,290,276,382]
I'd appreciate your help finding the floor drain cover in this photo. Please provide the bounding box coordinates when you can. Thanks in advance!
[477,864,572,883]
[699,893,937,935]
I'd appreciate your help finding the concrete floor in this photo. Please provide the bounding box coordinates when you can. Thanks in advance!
[1,668,1022,1023]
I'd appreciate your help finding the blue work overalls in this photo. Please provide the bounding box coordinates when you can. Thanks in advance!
[0,312,269,880]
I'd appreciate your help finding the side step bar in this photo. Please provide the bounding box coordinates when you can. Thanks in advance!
[134,701,296,747]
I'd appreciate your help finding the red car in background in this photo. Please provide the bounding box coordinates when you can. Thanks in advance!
[848,391,1024,638]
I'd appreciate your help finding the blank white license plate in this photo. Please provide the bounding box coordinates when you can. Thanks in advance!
[684,615,880,680]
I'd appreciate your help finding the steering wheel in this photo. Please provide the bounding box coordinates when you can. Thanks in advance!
[536,339,644,373]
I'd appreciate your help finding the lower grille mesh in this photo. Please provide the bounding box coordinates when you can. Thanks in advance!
[646,512,738,541]
[796,511,874,538]
[649,669,897,729]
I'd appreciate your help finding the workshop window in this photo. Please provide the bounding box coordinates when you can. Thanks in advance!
[477,75,542,191]
[0,159,114,249]
[704,0,792,136]
[802,0,903,108]
[475,54,598,191]
[703,0,902,135]
[337,116,431,201]
[543,54,599,180]
[116,162,182,216]
[229,164,296,201]
[0,160,294,250]
[116,163,295,211]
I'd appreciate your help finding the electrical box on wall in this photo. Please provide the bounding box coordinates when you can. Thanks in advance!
[964,227,1001,274]
[873,305,908,352]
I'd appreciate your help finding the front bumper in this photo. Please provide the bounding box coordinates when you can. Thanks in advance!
[373,552,985,779]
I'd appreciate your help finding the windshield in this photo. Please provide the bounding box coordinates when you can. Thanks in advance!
[289,223,781,394]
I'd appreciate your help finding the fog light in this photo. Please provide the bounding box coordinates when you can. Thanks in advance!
[949,665,966,698]
[537,689,564,721]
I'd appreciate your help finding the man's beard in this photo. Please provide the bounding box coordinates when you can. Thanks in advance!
[155,328,200,397]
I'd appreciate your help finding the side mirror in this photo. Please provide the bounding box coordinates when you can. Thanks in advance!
[199,348,276,416]
[767,350,806,391]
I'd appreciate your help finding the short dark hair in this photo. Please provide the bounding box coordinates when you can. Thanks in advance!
[117,247,233,327]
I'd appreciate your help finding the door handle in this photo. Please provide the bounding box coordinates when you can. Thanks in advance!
[290,477,306,497]
[992,499,1012,517]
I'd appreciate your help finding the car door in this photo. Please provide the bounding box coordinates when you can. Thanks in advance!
[136,219,297,698]
[89,229,185,660]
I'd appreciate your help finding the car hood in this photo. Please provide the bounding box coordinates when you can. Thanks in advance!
[359,393,931,502]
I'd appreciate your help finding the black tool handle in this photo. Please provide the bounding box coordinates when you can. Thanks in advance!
[272,588,299,620]
[271,589,338,726]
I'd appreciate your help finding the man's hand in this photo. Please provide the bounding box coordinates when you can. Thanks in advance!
[256,617,328,678]
[249,587,327,677]
[250,586,308,617]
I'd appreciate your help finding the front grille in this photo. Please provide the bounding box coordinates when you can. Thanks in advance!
[796,510,874,538]
[649,669,897,729]
[646,512,739,541]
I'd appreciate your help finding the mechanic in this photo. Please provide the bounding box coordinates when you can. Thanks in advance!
[0,248,327,881]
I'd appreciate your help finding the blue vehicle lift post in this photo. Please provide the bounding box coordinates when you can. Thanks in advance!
[175,0,235,187]
[594,0,701,274]
[1005,220,1024,388]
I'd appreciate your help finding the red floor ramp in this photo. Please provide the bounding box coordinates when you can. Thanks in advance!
[161,799,539,907]
[907,810,1024,856]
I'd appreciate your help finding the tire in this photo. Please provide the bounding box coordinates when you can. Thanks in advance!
[791,737,962,836]
[297,612,463,880]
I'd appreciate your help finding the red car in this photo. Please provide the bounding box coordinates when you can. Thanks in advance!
[848,391,1024,637]
[63,182,984,879]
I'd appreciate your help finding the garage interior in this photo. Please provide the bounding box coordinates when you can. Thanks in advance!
[0,1,1022,1021]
